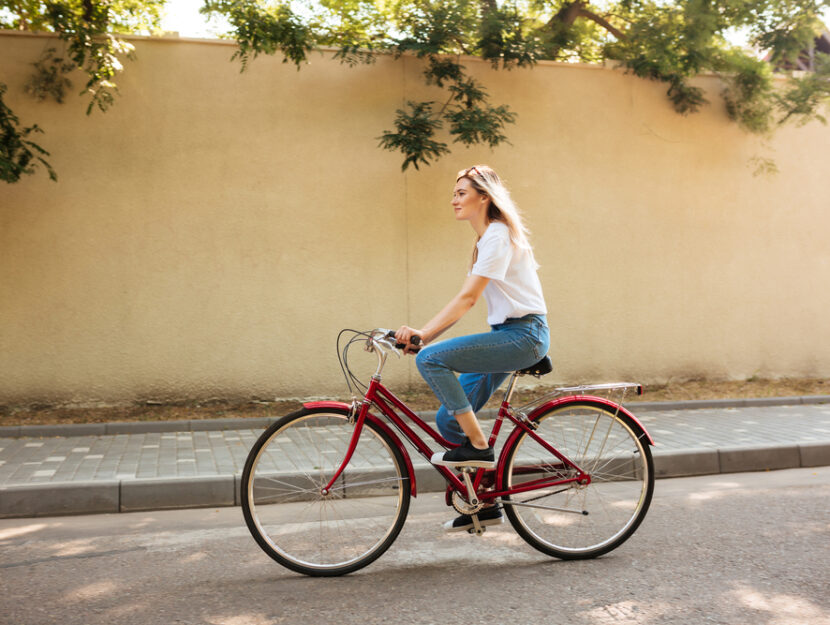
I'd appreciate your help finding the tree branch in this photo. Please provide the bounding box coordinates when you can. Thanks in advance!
[546,1,626,40]
[575,6,626,40]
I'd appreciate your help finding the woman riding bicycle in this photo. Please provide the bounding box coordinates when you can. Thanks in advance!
[396,164,550,531]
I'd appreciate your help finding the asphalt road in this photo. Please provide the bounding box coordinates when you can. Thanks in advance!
[1,467,828,625]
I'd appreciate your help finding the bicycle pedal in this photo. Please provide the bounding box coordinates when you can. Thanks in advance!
[467,527,486,536]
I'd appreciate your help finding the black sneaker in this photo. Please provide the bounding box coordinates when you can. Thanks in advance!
[431,439,495,468]
[444,506,504,533]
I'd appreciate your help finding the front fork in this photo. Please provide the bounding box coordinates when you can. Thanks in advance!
[320,400,369,495]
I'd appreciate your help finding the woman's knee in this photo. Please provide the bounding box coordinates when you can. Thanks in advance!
[415,346,444,376]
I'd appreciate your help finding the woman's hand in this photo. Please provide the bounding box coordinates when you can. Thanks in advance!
[395,326,423,354]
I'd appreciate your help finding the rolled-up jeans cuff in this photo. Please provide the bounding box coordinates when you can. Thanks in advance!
[450,404,473,416]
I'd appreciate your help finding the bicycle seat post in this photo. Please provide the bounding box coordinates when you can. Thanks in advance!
[501,372,521,405]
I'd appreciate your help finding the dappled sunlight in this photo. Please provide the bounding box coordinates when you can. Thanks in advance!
[63,581,119,604]
[579,600,674,625]
[685,479,744,503]
[0,522,48,542]
[105,602,152,620]
[485,529,524,546]
[687,490,736,502]
[538,512,578,527]
[136,526,250,551]
[182,551,208,563]
[205,613,281,625]
[52,537,99,557]
[127,516,160,530]
[729,586,830,625]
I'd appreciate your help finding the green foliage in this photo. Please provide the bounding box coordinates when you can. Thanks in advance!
[446,103,516,147]
[776,52,830,124]
[2,0,165,182]
[1,0,164,114]
[722,54,776,133]
[201,0,314,69]
[1,0,165,34]
[4,0,830,174]
[478,2,540,68]
[0,83,57,183]
[210,0,830,169]
[378,101,449,171]
[24,47,75,103]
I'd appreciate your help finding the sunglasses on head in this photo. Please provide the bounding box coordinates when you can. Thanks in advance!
[458,166,482,179]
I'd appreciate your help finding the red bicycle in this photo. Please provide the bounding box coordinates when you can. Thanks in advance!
[241,329,654,576]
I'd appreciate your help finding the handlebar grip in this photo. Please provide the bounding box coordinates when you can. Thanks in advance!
[389,331,421,352]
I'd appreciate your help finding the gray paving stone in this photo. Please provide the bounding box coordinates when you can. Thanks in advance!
[106,420,187,434]
[718,444,801,473]
[801,396,830,405]
[0,481,119,518]
[191,418,255,431]
[652,447,721,478]
[2,402,830,518]
[120,475,235,512]
[18,424,107,437]
[412,465,450,494]
[799,442,830,467]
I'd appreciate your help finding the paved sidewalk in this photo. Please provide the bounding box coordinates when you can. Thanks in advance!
[1,399,829,518]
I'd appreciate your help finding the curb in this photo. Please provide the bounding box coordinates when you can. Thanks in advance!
[2,442,829,519]
[2,396,828,439]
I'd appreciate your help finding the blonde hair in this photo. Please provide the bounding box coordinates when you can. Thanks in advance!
[457,165,537,265]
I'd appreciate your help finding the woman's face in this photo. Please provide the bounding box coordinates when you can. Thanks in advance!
[452,177,489,223]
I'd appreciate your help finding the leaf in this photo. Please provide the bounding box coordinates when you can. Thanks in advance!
[0,83,57,183]
[378,101,449,171]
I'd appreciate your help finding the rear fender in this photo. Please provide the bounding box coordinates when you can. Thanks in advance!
[526,396,654,445]
[527,395,654,447]
[498,395,654,472]
[302,401,418,497]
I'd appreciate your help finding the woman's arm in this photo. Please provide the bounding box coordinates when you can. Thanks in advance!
[396,274,489,349]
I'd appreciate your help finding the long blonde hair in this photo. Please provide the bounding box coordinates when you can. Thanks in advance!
[457,165,536,265]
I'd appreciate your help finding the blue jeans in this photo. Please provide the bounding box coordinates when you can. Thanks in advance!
[415,314,550,445]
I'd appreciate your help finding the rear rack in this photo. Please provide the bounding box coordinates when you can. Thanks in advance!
[554,382,643,395]
[512,382,643,414]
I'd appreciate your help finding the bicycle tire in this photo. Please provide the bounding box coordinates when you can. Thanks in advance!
[501,400,653,559]
[241,407,411,576]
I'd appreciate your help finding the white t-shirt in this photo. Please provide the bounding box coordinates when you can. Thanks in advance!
[470,222,548,325]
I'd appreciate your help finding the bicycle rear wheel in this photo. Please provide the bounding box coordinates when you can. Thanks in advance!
[501,401,653,559]
[241,407,411,576]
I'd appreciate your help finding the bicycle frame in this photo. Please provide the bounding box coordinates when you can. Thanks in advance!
[319,372,591,504]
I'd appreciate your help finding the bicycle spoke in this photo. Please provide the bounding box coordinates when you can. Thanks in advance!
[241,409,411,575]
[503,402,653,559]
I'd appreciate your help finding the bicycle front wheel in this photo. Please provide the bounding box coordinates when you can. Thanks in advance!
[501,401,653,559]
[241,407,411,576]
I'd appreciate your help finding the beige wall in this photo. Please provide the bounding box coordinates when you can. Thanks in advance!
[2,31,829,405]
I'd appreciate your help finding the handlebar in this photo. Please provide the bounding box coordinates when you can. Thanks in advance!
[386,331,421,352]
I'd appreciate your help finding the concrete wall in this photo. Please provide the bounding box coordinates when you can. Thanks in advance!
[2,31,829,405]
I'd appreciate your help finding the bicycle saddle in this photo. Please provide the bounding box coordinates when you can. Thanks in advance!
[518,355,553,377]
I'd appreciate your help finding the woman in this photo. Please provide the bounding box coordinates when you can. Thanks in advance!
[396,165,550,532]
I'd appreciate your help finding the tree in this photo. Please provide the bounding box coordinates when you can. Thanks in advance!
[1,0,164,182]
[1,81,57,182]
[197,0,830,170]
[2,0,830,179]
